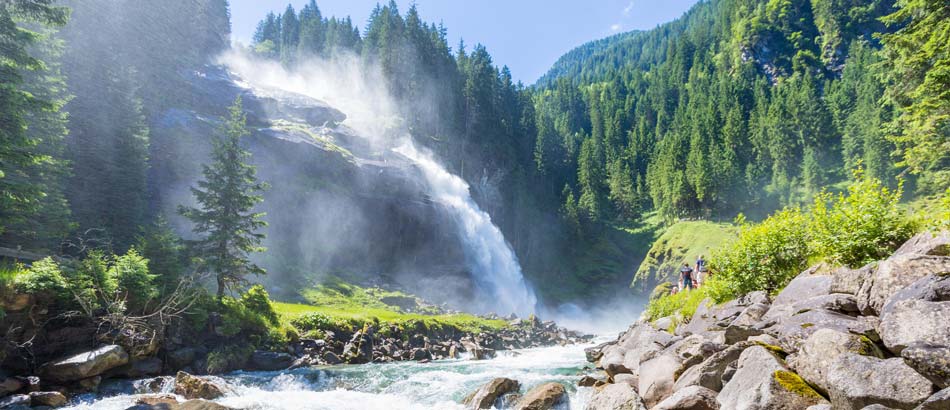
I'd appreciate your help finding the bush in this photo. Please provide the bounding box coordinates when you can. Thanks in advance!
[240,285,279,326]
[109,249,158,312]
[810,176,917,267]
[712,209,811,299]
[206,343,253,374]
[14,258,67,297]
[645,285,708,328]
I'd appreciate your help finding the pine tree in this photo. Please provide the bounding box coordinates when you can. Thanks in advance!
[179,97,269,297]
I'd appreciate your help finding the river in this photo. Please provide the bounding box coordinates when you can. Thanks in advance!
[62,341,603,410]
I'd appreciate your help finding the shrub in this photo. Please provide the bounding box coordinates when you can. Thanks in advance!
[240,285,279,326]
[66,251,115,310]
[109,249,158,312]
[645,284,708,324]
[206,343,253,374]
[712,208,811,299]
[14,258,67,297]
[810,176,917,267]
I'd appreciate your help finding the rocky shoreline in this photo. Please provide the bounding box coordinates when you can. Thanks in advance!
[572,231,950,410]
[0,312,589,409]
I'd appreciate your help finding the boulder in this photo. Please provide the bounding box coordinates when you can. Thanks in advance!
[894,231,950,257]
[514,382,567,410]
[807,405,832,410]
[916,387,950,410]
[900,343,950,388]
[584,383,645,410]
[135,393,179,407]
[322,351,342,365]
[862,406,898,410]
[40,344,129,383]
[342,328,375,364]
[29,391,67,407]
[638,353,679,407]
[178,400,236,410]
[134,377,175,394]
[673,342,752,393]
[652,385,719,410]
[115,357,164,378]
[409,348,431,361]
[578,376,602,387]
[174,372,226,400]
[248,351,294,371]
[825,354,933,409]
[464,378,520,409]
[717,346,825,410]
[166,347,197,370]
[770,268,833,310]
[787,328,883,393]
[830,264,875,296]
[857,254,950,315]
[761,308,876,353]
[586,342,611,363]
[880,299,950,355]
[0,377,25,396]
[613,374,638,387]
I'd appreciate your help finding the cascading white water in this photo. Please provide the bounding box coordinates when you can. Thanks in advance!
[220,50,538,316]
[393,142,537,317]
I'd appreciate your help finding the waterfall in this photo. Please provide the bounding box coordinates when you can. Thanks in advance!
[394,142,538,317]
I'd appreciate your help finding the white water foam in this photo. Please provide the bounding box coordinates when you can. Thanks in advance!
[394,142,538,317]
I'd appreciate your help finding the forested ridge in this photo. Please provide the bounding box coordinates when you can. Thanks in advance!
[1,0,948,304]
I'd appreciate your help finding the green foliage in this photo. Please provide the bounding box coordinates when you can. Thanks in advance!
[645,286,708,323]
[206,343,253,374]
[14,257,67,296]
[179,97,269,297]
[810,175,917,267]
[240,285,279,326]
[712,209,811,299]
[633,221,737,290]
[108,249,157,312]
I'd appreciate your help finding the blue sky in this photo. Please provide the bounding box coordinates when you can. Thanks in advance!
[229,0,700,84]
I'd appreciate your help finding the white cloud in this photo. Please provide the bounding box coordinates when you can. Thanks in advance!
[610,23,623,32]
[622,1,635,16]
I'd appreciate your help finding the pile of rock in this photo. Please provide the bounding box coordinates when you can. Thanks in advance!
[463,378,570,410]
[581,231,950,410]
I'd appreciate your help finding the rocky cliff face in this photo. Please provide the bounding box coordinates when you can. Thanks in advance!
[583,231,950,410]
[148,65,477,306]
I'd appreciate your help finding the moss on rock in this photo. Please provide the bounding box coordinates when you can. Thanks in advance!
[773,370,824,400]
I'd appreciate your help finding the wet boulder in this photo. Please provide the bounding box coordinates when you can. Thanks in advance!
[29,391,67,407]
[515,382,567,410]
[717,346,825,410]
[40,344,129,383]
[464,377,520,409]
[652,385,719,410]
[248,351,294,371]
[174,371,227,400]
[824,354,933,409]
[584,383,645,410]
[0,394,30,408]
[786,328,883,394]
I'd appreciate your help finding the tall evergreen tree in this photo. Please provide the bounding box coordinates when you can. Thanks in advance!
[179,97,269,297]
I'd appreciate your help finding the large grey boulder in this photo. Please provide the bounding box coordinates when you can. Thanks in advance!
[40,344,129,383]
[584,383,645,410]
[915,387,950,410]
[787,328,882,394]
[825,354,933,409]
[464,378,520,409]
[880,299,950,355]
[673,342,752,393]
[248,351,294,371]
[514,382,567,410]
[901,343,950,388]
[638,353,680,408]
[761,308,877,353]
[600,324,673,379]
[857,254,950,315]
[766,268,833,317]
[652,386,719,410]
[894,231,950,257]
[174,372,227,400]
[831,264,875,295]
[717,346,825,410]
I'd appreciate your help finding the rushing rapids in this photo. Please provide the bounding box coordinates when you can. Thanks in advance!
[62,342,605,410]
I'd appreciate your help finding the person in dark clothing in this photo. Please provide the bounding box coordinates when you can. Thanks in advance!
[695,255,708,287]
[680,263,695,290]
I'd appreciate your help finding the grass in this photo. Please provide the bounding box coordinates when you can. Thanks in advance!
[272,278,508,337]
[644,286,708,324]
[632,220,737,290]
[269,119,355,160]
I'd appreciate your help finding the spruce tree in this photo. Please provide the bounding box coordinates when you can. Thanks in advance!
[179,97,269,297]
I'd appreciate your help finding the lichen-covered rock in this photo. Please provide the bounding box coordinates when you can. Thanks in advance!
[673,342,752,393]
[857,254,950,315]
[787,328,882,393]
[29,391,68,407]
[514,382,566,410]
[464,377,520,409]
[916,387,950,410]
[901,343,950,388]
[825,354,933,409]
[762,308,877,353]
[880,298,950,355]
[652,385,719,410]
[40,344,129,383]
[583,383,645,410]
[717,346,825,410]
[174,371,227,400]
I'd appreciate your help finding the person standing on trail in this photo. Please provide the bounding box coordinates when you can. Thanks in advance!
[695,255,707,287]
[680,263,695,290]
